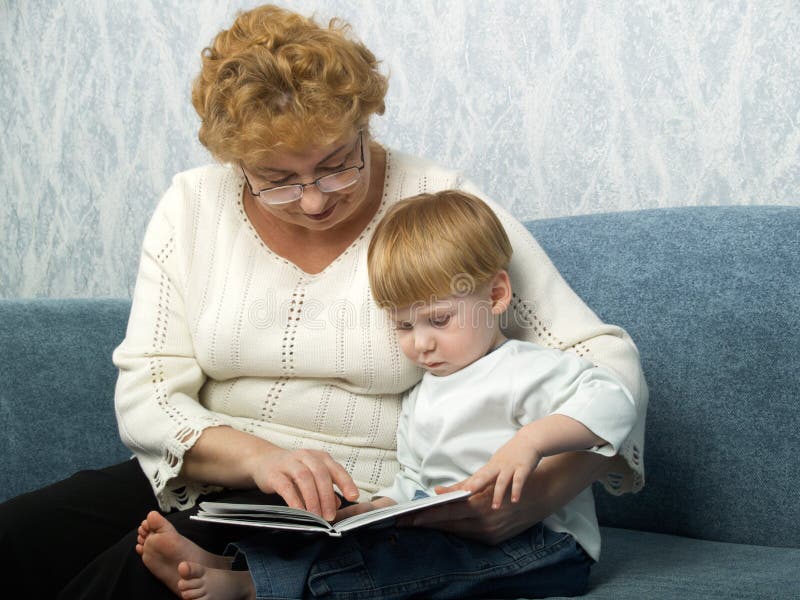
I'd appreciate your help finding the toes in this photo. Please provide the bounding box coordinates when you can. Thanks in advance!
[178,561,207,599]
[180,587,206,600]
[145,510,172,533]
[178,560,205,580]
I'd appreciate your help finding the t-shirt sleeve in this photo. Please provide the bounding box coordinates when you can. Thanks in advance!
[512,348,638,457]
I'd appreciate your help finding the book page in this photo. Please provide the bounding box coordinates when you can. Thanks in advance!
[193,514,335,533]
[196,502,331,529]
[333,490,471,533]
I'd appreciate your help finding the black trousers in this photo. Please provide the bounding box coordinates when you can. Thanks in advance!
[0,459,272,599]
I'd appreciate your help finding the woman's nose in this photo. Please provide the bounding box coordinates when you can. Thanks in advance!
[298,185,328,214]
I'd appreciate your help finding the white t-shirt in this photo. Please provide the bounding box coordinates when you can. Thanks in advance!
[374,339,638,561]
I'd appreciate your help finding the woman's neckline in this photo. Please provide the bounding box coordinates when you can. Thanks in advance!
[235,146,391,278]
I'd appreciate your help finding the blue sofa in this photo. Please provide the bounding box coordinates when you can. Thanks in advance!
[1,206,798,598]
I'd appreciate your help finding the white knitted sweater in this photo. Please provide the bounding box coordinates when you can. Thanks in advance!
[113,150,648,511]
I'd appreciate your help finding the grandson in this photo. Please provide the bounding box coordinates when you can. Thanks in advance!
[363,190,637,521]
[138,190,637,600]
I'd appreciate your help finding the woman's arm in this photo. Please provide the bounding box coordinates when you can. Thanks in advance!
[182,425,359,521]
[403,451,609,544]
[115,175,358,515]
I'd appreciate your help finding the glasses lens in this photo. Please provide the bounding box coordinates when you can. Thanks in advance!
[317,168,360,193]
[261,185,303,205]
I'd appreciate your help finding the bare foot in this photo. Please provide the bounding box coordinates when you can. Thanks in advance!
[177,560,256,600]
[139,511,232,596]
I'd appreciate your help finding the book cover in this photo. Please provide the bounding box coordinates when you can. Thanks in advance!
[190,489,471,537]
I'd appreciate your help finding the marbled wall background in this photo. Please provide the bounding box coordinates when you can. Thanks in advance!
[2,0,798,298]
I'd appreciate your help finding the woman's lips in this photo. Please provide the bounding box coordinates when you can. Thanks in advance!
[306,203,337,220]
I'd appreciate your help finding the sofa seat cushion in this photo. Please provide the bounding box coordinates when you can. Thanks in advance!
[569,527,800,599]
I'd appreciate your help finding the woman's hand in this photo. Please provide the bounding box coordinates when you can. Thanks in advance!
[398,451,610,545]
[250,448,360,521]
[181,426,360,521]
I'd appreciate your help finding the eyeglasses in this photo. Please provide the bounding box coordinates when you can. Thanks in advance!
[241,131,365,205]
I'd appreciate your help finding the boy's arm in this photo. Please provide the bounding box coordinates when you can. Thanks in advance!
[461,414,604,508]
[463,348,637,509]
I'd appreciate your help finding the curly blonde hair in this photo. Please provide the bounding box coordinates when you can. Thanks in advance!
[192,5,388,166]
[368,190,513,309]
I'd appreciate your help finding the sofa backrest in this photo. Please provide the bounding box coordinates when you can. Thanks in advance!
[529,206,800,548]
[0,299,132,501]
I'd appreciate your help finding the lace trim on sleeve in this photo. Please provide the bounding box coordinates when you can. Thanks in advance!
[151,419,225,511]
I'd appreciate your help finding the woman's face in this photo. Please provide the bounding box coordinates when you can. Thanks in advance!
[241,130,374,233]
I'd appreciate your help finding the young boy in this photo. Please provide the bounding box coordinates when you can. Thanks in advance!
[138,190,637,600]
[362,190,637,520]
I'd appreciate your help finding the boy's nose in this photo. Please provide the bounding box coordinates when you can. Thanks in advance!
[414,333,435,353]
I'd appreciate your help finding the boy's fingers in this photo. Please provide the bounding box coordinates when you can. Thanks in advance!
[464,466,497,493]
[511,467,530,503]
[434,481,463,494]
[492,470,512,509]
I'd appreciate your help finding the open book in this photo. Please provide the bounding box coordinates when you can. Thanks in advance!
[190,489,471,537]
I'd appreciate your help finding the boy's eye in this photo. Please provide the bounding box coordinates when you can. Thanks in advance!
[395,322,413,331]
[430,315,451,328]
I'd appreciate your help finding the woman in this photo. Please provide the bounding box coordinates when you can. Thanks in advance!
[0,5,646,598]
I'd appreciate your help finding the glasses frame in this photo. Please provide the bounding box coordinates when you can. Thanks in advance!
[241,131,365,206]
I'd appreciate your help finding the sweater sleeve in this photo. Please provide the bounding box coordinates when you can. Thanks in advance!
[112,178,226,511]
[372,386,424,503]
[459,178,648,495]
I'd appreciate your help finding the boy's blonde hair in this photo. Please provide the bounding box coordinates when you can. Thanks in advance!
[368,190,513,309]
[192,4,388,166]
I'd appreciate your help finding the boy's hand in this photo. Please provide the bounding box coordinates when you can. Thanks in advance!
[334,496,397,521]
[461,431,543,509]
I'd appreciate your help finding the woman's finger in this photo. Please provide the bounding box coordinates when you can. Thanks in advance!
[288,462,323,516]
[324,455,360,501]
[270,472,304,510]
[302,455,338,521]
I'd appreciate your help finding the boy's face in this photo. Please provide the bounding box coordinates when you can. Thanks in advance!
[390,290,504,377]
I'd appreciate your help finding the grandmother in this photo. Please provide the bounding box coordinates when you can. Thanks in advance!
[0,5,647,599]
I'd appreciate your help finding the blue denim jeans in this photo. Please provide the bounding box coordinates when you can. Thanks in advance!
[228,521,593,600]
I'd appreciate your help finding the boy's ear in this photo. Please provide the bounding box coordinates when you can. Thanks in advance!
[490,270,512,315]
